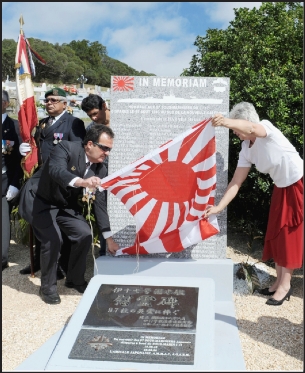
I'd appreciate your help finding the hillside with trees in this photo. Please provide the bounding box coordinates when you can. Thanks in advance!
[182,2,303,242]
[2,38,155,86]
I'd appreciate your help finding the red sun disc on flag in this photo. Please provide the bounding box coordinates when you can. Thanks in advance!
[100,118,219,255]
[113,76,134,91]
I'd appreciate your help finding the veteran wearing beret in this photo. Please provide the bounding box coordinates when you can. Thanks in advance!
[19,87,86,277]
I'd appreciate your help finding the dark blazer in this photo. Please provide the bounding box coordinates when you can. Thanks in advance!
[2,115,23,196]
[18,141,111,233]
[34,111,86,166]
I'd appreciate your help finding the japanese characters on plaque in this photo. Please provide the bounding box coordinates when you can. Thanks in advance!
[69,284,198,364]
[83,284,198,330]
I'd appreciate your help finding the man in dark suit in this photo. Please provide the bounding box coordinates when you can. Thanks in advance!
[18,124,119,304]
[2,90,23,270]
[19,87,86,277]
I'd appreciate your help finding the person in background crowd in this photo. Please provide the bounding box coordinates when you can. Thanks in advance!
[18,87,86,278]
[2,90,23,270]
[81,94,110,129]
[81,94,110,256]
[18,125,119,304]
[205,102,303,306]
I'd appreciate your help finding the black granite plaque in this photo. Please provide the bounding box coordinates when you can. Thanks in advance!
[69,284,198,364]
[69,329,195,364]
[83,284,198,330]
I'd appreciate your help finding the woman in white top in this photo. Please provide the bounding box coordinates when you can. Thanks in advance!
[204,102,303,306]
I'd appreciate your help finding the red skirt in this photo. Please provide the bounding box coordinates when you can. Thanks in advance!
[262,177,303,269]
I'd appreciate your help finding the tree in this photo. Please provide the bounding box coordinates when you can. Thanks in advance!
[182,2,303,238]
[2,38,155,87]
[63,61,83,84]
[2,39,17,81]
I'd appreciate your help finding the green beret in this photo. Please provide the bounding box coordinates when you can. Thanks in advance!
[45,87,66,98]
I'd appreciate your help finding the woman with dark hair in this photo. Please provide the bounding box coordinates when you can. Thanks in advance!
[205,102,303,306]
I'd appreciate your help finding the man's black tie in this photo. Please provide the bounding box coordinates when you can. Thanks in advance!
[45,116,55,129]
[84,162,96,179]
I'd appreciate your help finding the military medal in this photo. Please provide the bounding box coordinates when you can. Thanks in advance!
[58,133,63,142]
[2,140,14,154]
[53,133,59,144]
[7,140,13,154]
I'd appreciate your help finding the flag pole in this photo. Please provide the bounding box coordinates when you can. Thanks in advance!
[19,14,24,34]
[18,14,35,277]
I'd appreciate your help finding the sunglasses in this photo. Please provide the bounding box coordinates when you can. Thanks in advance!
[43,98,64,103]
[93,142,112,152]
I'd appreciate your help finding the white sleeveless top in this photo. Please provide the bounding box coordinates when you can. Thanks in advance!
[237,120,303,187]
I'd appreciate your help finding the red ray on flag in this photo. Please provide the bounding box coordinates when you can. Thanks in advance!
[100,118,219,255]
[15,30,39,178]
[112,76,134,91]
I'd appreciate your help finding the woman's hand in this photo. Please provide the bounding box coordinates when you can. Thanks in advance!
[211,114,225,127]
[204,205,222,218]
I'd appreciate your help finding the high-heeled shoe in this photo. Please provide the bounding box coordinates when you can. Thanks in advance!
[266,287,292,306]
[259,287,276,296]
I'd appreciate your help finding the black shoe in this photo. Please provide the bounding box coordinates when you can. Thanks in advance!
[259,287,276,296]
[20,263,40,275]
[2,262,9,271]
[64,280,88,293]
[266,287,292,306]
[39,288,61,305]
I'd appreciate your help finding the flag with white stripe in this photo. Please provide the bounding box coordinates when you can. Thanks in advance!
[15,30,39,178]
[100,118,219,255]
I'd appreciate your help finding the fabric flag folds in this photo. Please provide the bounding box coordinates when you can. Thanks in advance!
[100,118,219,256]
[15,31,39,178]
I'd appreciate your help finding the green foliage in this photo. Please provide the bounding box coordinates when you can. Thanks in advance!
[11,207,30,246]
[182,2,303,239]
[236,261,261,293]
[77,195,100,244]
[2,38,155,86]
[2,39,17,80]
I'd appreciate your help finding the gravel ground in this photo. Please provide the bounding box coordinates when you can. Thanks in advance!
[2,229,303,371]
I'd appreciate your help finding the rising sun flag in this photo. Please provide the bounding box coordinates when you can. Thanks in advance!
[14,16,42,178]
[100,118,219,256]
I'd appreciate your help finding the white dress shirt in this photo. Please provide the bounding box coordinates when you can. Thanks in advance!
[2,112,8,124]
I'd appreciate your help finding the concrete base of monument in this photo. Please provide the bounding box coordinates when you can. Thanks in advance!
[94,257,234,302]
[15,259,245,371]
[93,257,245,370]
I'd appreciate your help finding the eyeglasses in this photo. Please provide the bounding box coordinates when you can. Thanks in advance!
[43,98,64,104]
[93,142,112,152]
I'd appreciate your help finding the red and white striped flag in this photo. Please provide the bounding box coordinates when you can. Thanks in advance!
[15,29,39,178]
[100,118,219,256]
